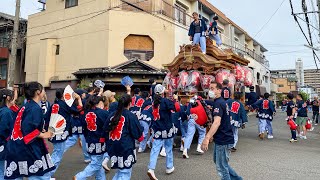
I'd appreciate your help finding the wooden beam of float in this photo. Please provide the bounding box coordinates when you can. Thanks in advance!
[163,38,250,77]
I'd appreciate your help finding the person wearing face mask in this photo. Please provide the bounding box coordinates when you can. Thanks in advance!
[201,81,242,180]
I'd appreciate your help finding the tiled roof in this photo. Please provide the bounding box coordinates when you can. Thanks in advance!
[0,12,27,22]
[73,59,167,76]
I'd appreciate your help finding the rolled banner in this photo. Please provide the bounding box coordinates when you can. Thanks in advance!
[121,76,134,87]
[64,85,75,107]
[48,113,66,136]
[94,80,105,89]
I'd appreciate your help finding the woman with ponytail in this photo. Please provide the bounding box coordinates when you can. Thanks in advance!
[4,82,55,179]
[73,96,109,180]
[0,89,15,179]
[147,84,180,180]
[104,94,143,180]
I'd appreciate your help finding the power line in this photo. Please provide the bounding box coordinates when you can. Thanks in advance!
[254,0,286,38]
[289,0,320,69]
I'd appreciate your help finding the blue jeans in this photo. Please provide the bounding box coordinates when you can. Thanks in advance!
[210,34,222,46]
[213,144,242,180]
[232,126,239,148]
[112,168,132,180]
[139,121,150,151]
[75,154,106,180]
[184,118,206,149]
[180,120,188,138]
[258,119,267,134]
[148,138,174,170]
[193,33,206,53]
[64,134,90,161]
[0,160,3,179]
[266,120,273,136]
[50,141,66,177]
[14,172,52,180]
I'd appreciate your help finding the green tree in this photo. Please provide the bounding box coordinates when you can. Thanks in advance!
[299,91,309,101]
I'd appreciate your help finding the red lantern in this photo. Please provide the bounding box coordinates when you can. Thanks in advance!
[178,71,189,91]
[200,75,215,91]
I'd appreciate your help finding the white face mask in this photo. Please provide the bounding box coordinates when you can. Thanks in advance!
[208,90,215,99]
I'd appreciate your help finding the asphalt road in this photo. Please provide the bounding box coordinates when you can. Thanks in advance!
[53,112,320,180]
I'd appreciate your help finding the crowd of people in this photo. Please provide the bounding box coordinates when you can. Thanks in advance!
[0,79,266,180]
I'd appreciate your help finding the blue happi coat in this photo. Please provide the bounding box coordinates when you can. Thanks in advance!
[0,106,15,161]
[5,100,55,179]
[150,98,180,139]
[226,99,248,127]
[252,99,276,121]
[82,108,109,155]
[46,99,81,143]
[130,95,151,117]
[105,109,143,170]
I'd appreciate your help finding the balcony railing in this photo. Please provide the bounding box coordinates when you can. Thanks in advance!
[219,35,269,67]
[109,0,193,27]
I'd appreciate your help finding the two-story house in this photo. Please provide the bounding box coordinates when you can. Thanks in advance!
[0,12,27,88]
[26,0,270,94]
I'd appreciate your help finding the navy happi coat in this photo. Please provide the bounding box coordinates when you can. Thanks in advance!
[82,108,109,155]
[226,99,248,127]
[252,99,276,121]
[105,109,143,170]
[0,106,15,161]
[139,105,153,125]
[5,100,55,179]
[47,99,81,143]
[150,98,180,139]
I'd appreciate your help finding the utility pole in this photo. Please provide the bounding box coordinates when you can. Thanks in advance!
[7,0,21,89]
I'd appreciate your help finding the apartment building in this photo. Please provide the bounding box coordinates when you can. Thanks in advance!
[271,68,320,95]
[0,12,27,88]
[26,0,270,92]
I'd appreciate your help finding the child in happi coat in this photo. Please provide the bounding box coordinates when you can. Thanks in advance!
[63,89,90,163]
[226,92,248,152]
[104,94,144,179]
[48,88,83,177]
[74,96,109,179]
[4,82,54,179]
[251,93,276,140]
[147,84,180,180]
[0,89,17,179]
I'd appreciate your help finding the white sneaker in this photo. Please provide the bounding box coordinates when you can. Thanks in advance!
[166,167,175,174]
[310,127,314,131]
[196,144,204,154]
[84,159,91,163]
[160,148,166,157]
[315,123,318,126]
[102,158,110,172]
[182,149,189,159]
[147,169,158,180]
[50,178,56,180]
[302,136,307,139]
[180,145,184,152]
[138,147,144,153]
[267,135,274,139]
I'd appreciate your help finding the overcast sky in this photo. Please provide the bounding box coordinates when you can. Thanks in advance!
[1,0,319,70]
